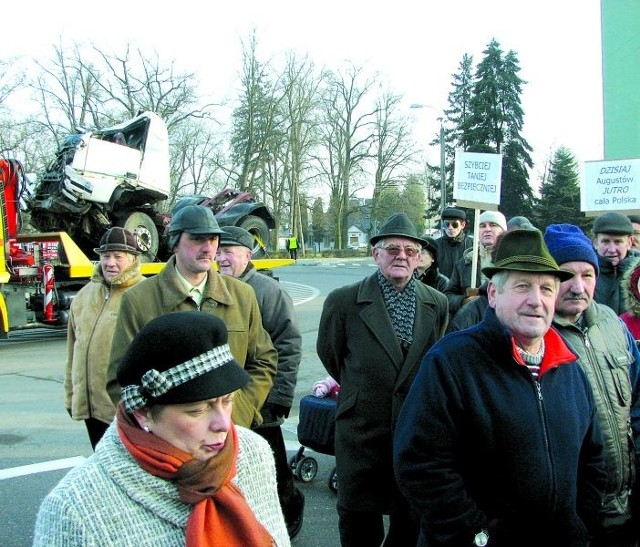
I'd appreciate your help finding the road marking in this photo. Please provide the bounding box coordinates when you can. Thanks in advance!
[281,281,320,306]
[0,283,321,479]
[0,456,86,480]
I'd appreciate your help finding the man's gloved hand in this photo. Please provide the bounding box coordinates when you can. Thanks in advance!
[271,403,291,419]
[262,402,291,420]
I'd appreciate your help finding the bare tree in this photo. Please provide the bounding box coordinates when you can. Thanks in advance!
[276,52,321,249]
[25,39,225,207]
[166,118,228,211]
[29,42,105,150]
[315,63,378,249]
[79,45,217,128]
[370,87,418,226]
[0,58,25,111]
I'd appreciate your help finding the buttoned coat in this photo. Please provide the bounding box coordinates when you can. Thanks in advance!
[66,262,143,424]
[317,273,448,512]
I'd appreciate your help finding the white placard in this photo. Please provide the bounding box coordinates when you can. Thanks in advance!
[453,152,502,209]
[581,158,640,215]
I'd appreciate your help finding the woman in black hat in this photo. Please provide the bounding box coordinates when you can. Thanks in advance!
[35,311,290,547]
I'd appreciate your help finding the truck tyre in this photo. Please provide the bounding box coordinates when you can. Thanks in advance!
[238,216,270,258]
[120,212,159,263]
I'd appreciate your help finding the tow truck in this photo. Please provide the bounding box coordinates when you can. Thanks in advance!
[0,155,292,337]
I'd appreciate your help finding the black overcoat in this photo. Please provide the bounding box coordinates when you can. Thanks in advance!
[317,272,448,512]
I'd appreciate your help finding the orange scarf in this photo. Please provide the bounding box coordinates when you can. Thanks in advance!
[117,404,274,547]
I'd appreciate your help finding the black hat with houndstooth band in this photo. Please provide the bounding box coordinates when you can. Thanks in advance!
[117,311,250,412]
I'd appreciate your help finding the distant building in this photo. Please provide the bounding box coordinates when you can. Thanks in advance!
[347,225,368,249]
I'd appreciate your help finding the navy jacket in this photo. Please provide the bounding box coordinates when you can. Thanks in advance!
[394,308,606,547]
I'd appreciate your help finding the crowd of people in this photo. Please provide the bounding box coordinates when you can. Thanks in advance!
[35,201,640,547]
[318,207,640,546]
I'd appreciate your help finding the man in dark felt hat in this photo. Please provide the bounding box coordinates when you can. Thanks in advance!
[545,223,640,547]
[395,228,606,547]
[107,205,277,430]
[317,212,449,547]
[434,207,473,278]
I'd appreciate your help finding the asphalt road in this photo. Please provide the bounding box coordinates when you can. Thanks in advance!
[0,257,375,546]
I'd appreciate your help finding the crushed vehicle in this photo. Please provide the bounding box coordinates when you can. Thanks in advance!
[1,157,291,337]
[26,111,275,262]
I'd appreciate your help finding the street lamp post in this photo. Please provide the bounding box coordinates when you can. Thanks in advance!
[410,103,446,212]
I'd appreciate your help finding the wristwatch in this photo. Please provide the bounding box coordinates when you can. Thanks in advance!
[473,529,489,546]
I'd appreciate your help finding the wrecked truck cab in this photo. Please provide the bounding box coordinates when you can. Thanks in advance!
[28,111,171,261]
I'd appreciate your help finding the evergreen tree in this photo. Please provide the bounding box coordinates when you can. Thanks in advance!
[444,54,474,209]
[454,39,534,217]
[501,140,535,219]
[535,147,590,232]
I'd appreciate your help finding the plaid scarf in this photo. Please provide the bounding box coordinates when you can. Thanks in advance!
[116,404,273,547]
[377,270,417,349]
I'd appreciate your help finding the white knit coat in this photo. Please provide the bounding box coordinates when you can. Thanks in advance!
[33,423,290,546]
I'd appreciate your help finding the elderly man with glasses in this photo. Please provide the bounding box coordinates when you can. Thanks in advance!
[317,212,449,547]
[434,207,474,278]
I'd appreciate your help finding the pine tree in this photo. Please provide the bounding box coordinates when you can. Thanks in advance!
[535,147,590,232]
[454,39,534,218]
[444,54,475,208]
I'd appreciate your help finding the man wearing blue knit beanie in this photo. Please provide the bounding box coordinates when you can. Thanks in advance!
[544,223,640,546]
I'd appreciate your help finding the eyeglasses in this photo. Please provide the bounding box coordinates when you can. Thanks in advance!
[443,220,460,228]
[379,244,420,257]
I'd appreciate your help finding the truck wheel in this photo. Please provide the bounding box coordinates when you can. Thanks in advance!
[121,212,159,263]
[238,216,270,258]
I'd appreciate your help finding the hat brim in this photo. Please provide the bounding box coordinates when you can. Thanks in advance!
[151,359,250,407]
[93,246,141,256]
[219,237,253,249]
[182,227,227,236]
[482,264,574,282]
[596,229,633,235]
[369,233,429,248]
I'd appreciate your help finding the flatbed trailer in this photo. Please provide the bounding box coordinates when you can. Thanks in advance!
[0,228,293,337]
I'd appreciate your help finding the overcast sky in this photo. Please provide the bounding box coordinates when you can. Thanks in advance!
[6,0,603,187]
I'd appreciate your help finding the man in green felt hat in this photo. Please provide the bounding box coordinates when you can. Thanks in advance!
[395,228,606,547]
